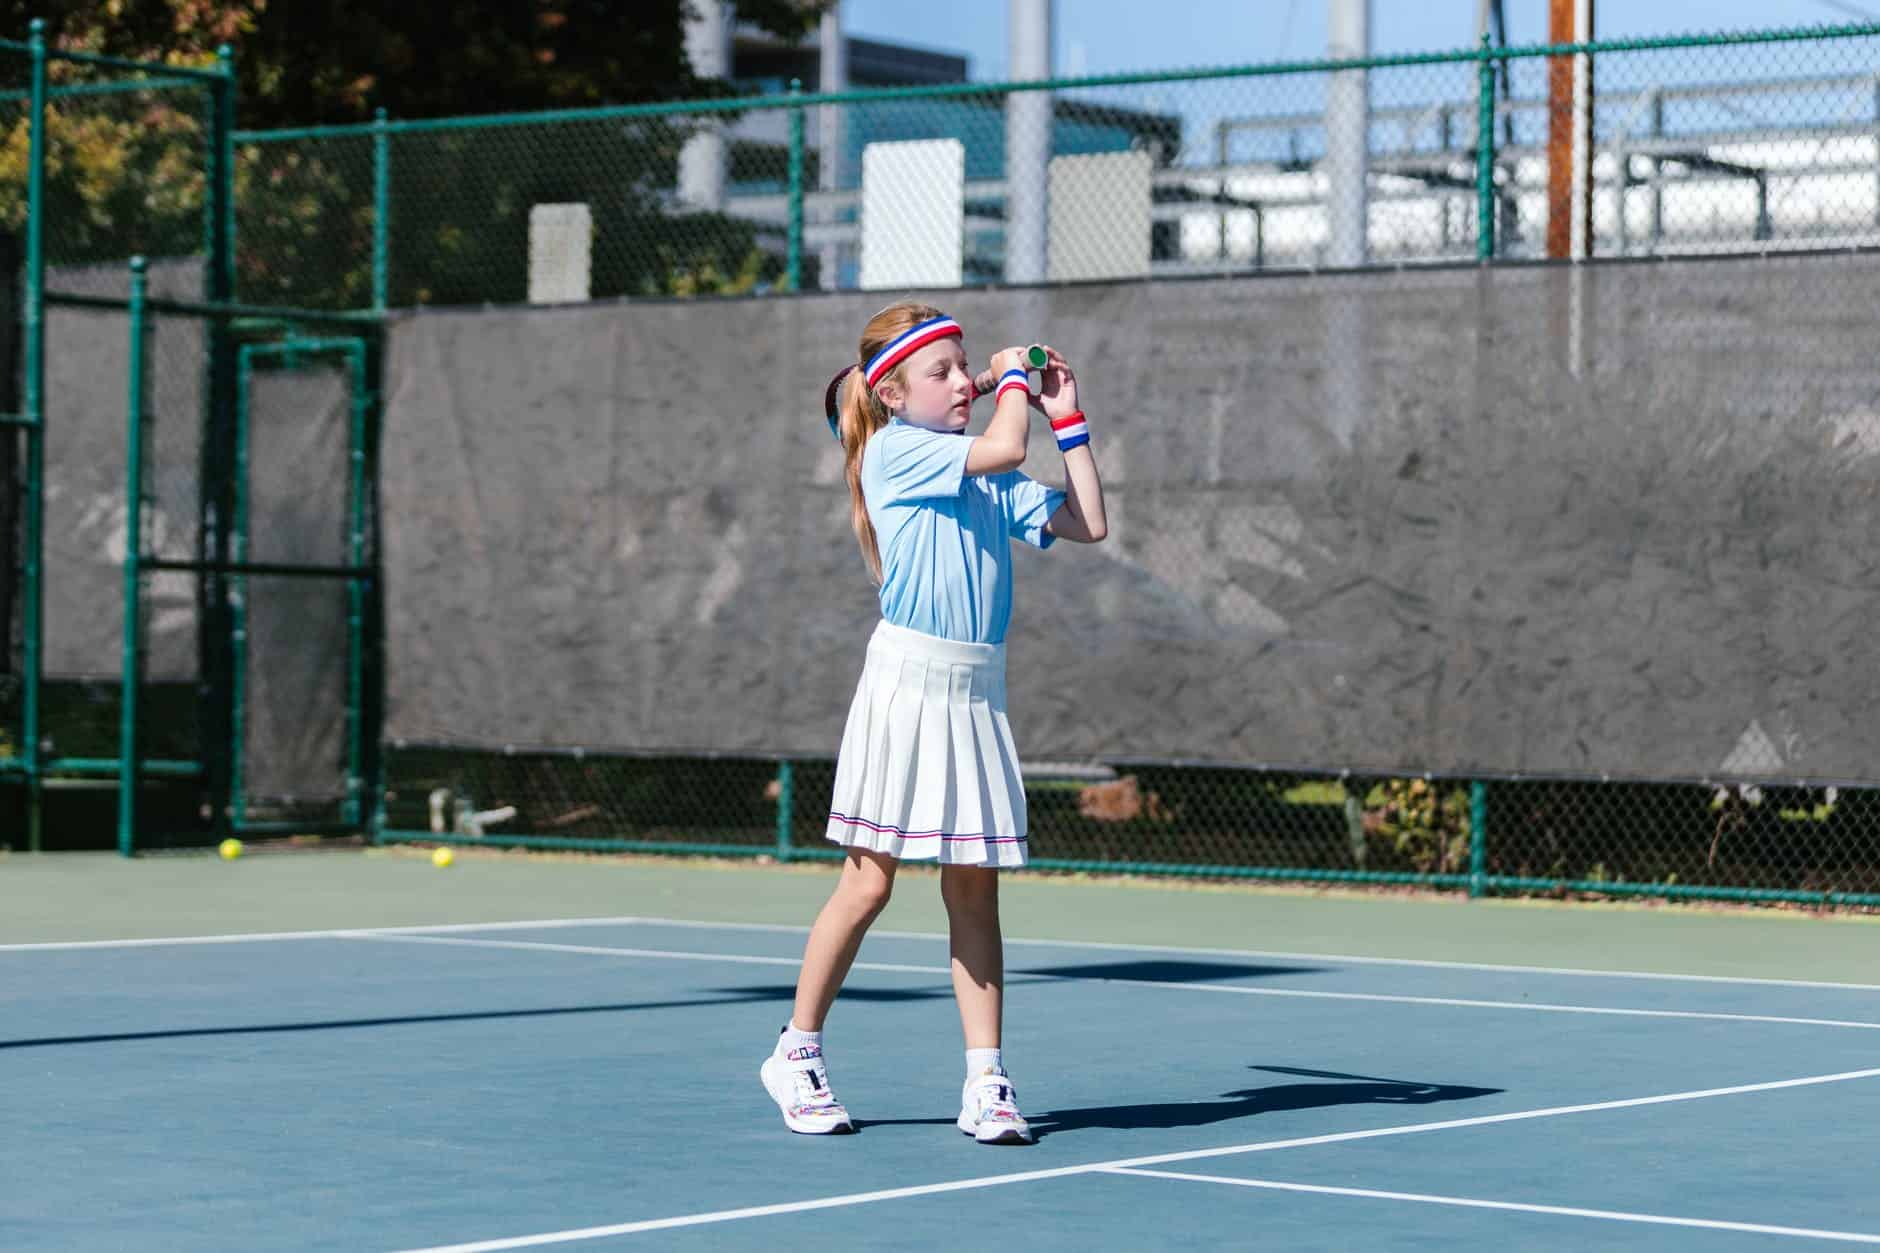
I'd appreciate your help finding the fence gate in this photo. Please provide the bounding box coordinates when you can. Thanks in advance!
[229,337,373,834]
[120,290,376,849]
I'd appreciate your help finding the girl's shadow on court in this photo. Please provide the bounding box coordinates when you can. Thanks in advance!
[856,1066,1501,1139]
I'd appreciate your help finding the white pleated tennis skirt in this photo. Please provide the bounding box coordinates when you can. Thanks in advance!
[824,620,1029,868]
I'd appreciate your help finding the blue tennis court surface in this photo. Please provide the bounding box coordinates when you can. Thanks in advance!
[6,916,1877,1251]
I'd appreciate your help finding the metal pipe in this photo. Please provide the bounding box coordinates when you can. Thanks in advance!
[0,75,204,104]
[345,342,368,826]
[205,44,239,843]
[1480,875,1880,910]
[118,259,149,858]
[1571,0,1595,258]
[225,22,1880,146]
[1649,90,1665,250]
[35,45,228,79]
[50,757,201,777]
[43,290,381,324]
[1468,780,1487,897]
[1004,0,1052,284]
[677,1,731,210]
[379,831,789,859]
[786,80,804,291]
[774,760,794,861]
[372,108,389,312]
[229,347,252,829]
[1326,0,1372,267]
[142,558,373,579]
[1215,119,1230,261]
[23,19,46,853]
[1476,34,1497,259]
[817,1,848,290]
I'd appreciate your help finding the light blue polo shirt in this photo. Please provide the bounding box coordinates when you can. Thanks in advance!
[861,418,1067,645]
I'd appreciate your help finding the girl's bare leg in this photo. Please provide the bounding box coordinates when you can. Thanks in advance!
[940,864,1003,1049]
[789,848,899,1030]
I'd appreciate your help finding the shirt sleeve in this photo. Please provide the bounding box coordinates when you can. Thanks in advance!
[873,423,972,504]
[998,471,1069,550]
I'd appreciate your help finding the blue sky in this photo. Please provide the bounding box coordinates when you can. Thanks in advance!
[843,0,1877,80]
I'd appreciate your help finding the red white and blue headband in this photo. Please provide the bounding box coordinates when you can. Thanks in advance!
[824,314,965,440]
[863,315,962,388]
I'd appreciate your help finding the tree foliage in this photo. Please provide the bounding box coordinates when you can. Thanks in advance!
[4,2,832,300]
[8,2,829,124]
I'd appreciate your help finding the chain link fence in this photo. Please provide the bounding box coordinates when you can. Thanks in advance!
[339,22,1880,910]
[234,24,1880,308]
[386,748,1880,907]
[1,30,229,850]
[10,21,1880,908]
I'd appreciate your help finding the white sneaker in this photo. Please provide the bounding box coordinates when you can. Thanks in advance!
[958,1067,1034,1145]
[760,1043,855,1135]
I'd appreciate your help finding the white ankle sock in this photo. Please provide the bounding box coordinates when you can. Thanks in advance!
[778,1023,822,1058]
[966,1047,1003,1076]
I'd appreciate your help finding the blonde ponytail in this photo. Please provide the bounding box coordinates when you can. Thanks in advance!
[836,301,948,584]
[837,368,891,582]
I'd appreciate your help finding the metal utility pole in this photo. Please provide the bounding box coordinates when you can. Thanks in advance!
[818,1,849,290]
[679,1,733,210]
[1326,0,1372,267]
[1546,0,1595,258]
[1004,0,1052,284]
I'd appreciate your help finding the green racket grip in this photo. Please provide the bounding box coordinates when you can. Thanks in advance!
[1024,344,1049,370]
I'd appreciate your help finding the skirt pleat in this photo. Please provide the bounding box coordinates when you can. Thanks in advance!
[825,620,1029,868]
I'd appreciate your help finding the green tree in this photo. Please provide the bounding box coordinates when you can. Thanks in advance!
[8,2,829,124]
[5,2,831,301]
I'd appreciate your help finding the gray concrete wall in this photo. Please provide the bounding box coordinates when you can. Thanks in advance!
[381,255,1880,783]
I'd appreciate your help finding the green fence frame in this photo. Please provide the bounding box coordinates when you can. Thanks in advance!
[230,336,373,836]
[4,25,235,850]
[106,262,381,856]
[13,18,1880,907]
[228,19,1880,306]
[375,758,1880,910]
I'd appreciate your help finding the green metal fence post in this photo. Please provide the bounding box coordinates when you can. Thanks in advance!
[363,329,387,845]
[372,107,389,312]
[344,341,369,825]
[1468,780,1487,898]
[216,46,237,272]
[202,44,239,840]
[786,79,804,292]
[229,347,252,829]
[119,258,149,858]
[1476,33,1497,261]
[774,759,794,862]
[1469,33,1495,894]
[22,19,47,852]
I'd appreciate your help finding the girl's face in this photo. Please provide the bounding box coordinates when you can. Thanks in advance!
[877,338,975,432]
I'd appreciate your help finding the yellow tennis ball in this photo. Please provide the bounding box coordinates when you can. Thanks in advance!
[218,838,243,861]
[431,846,455,868]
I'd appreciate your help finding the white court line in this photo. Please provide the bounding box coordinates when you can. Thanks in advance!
[5,912,1875,993]
[345,931,947,977]
[1104,1167,1880,1245]
[341,932,1880,1032]
[383,1066,1880,1252]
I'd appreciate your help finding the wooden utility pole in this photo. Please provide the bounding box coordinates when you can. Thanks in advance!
[1546,0,1594,258]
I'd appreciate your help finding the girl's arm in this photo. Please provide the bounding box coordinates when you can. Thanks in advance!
[1047,441,1106,543]
[964,346,1033,476]
[1031,346,1107,543]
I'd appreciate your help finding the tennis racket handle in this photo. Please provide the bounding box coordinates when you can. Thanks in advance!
[974,351,1046,396]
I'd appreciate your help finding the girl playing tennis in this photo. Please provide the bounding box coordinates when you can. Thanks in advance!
[760,303,1108,1144]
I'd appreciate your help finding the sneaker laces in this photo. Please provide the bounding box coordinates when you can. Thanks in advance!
[968,1071,1024,1124]
[782,1046,844,1114]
